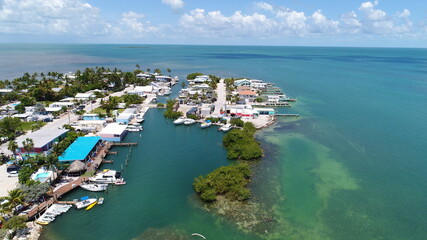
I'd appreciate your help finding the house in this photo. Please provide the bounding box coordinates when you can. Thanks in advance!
[250,80,268,89]
[136,73,151,78]
[0,89,13,95]
[75,93,96,101]
[49,102,75,109]
[16,128,69,156]
[58,136,101,163]
[155,75,172,82]
[71,120,107,132]
[236,86,252,92]
[194,75,211,83]
[99,123,128,141]
[130,86,154,96]
[116,108,137,124]
[238,90,257,102]
[234,79,251,87]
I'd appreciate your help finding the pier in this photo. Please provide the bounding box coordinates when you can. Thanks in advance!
[274,114,300,117]
[112,142,138,146]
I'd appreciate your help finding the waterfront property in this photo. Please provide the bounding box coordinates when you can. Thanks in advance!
[116,108,137,124]
[254,108,275,115]
[16,128,69,156]
[58,136,102,163]
[99,123,128,141]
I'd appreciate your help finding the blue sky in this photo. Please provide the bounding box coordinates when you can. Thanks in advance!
[0,0,426,47]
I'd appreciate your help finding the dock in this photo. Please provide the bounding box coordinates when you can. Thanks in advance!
[112,142,138,146]
[274,114,300,117]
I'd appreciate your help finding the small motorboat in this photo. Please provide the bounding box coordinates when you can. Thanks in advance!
[97,197,104,205]
[173,117,186,125]
[80,182,108,192]
[135,115,145,123]
[219,124,232,132]
[76,196,97,209]
[200,121,212,128]
[115,180,126,186]
[184,119,196,125]
[86,201,98,211]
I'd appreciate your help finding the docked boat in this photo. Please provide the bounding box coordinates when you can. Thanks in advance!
[184,119,196,125]
[200,121,212,128]
[76,196,97,209]
[80,182,108,192]
[115,180,126,185]
[219,124,232,132]
[126,125,143,132]
[97,197,104,205]
[163,88,171,95]
[36,203,72,225]
[135,115,145,123]
[173,117,186,125]
[88,169,123,184]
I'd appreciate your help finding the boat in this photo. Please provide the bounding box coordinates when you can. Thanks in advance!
[80,182,108,192]
[86,201,98,210]
[75,197,97,209]
[219,124,232,132]
[115,180,126,185]
[36,220,50,225]
[126,125,143,132]
[184,119,196,125]
[97,197,104,205]
[200,121,212,128]
[163,88,171,95]
[88,169,123,184]
[173,117,186,125]
[135,115,145,123]
[36,203,72,225]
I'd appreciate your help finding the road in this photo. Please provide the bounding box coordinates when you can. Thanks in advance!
[213,79,226,115]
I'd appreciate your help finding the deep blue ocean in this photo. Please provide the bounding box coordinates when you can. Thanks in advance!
[1,44,426,240]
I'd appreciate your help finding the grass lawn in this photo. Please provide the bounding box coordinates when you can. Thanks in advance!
[20,121,46,131]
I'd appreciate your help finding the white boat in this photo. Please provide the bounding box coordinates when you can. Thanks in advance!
[163,89,171,95]
[88,169,123,184]
[126,125,143,132]
[135,116,145,123]
[80,183,108,192]
[97,197,104,205]
[173,117,186,125]
[219,124,232,132]
[184,119,196,125]
[200,121,212,128]
[75,197,97,209]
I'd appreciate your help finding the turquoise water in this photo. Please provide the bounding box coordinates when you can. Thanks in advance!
[1,44,426,239]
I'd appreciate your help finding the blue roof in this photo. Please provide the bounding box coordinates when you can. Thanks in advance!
[58,136,100,162]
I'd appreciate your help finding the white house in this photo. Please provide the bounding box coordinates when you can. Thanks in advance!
[234,79,252,87]
[75,93,96,101]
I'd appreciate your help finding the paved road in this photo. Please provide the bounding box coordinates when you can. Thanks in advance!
[213,79,226,115]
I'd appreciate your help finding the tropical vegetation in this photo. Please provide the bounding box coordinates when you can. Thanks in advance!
[223,122,262,160]
[163,100,182,119]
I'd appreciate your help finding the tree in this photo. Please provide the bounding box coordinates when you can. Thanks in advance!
[187,72,203,80]
[146,68,151,72]
[167,68,171,74]
[0,189,26,213]
[21,183,50,202]
[136,64,140,69]
[7,141,18,159]
[0,117,22,140]
[2,215,27,238]
[22,138,34,158]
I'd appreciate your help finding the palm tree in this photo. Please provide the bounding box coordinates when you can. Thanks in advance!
[0,189,26,213]
[146,68,150,73]
[136,64,140,69]
[7,140,18,159]
[167,68,171,74]
[22,138,34,158]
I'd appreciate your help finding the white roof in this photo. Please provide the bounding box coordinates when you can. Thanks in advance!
[75,93,94,98]
[49,102,74,107]
[99,123,127,135]
[17,128,69,148]
[45,107,62,112]
[134,86,153,92]
[117,113,133,120]
[0,89,13,93]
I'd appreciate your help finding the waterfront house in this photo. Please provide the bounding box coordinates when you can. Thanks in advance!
[234,79,251,87]
[250,80,268,89]
[155,75,172,82]
[130,86,154,96]
[99,123,128,141]
[116,108,137,124]
[238,90,257,102]
[58,136,101,163]
[16,128,69,156]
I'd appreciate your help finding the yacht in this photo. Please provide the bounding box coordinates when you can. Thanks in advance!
[75,197,97,209]
[80,182,108,192]
[126,125,143,132]
[184,119,196,125]
[173,117,186,125]
[135,114,145,123]
[88,169,123,184]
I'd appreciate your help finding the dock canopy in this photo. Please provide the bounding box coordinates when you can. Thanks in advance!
[58,136,101,163]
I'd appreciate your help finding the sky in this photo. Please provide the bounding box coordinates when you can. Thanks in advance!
[0,0,426,47]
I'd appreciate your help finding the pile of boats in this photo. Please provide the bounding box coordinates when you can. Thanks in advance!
[79,169,126,192]
[35,204,72,225]
[126,123,143,132]
[173,117,233,131]
[173,117,196,125]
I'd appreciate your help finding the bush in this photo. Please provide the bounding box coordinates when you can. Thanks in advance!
[187,72,203,80]
[163,100,182,119]
[230,118,244,128]
[222,122,262,161]
[157,103,165,108]
[193,163,251,202]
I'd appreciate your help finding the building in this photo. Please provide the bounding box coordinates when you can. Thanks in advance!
[116,108,137,124]
[130,86,154,96]
[155,75,172,82]
[250,80,268,89]
[254,108,275,115]
[234,79,252,87]
[238,90,257,102]
[99,123,128,141]
[17,128,69,156]
[75,93,96,101]
[49,102,75,109]
[0,89,13,95]
[58,136,101,163]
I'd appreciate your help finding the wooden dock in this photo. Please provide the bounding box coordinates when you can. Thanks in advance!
[275,114,300,117]
[112,142,138,146]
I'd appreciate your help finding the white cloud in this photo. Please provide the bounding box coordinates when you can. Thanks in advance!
[111,11,158,38]
[162,0,184,11]
[309,10,339,33]
[0,0,107,35]
[255,2,274,12]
